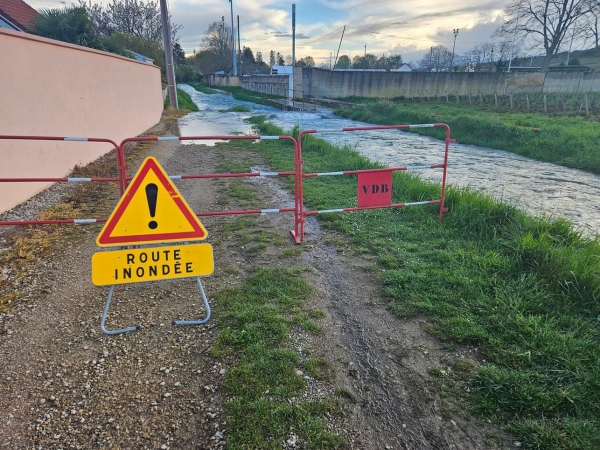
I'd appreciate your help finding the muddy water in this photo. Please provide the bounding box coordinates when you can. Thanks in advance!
[178,84,600,237]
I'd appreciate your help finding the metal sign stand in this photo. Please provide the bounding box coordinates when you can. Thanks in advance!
[100,276,211,335]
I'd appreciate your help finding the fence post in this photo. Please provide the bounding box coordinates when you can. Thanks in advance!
[509,93,513,110]
[494,92,498,108]
[445,90,449,103]
[526,94,530,112]
[543,95,547,114]
[585,93,589,116]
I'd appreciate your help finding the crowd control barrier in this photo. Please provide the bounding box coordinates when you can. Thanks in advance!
[118,135,304,243]
[0,125,453,245]
[294,124,454,241]
[0,135,124,227]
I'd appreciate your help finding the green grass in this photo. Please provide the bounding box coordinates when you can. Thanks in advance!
[165,88,198,111]
[212,268,347,449]
[187,81,217,94]
[219,105,252,113]
[335,98,600,173]
[189,82,286,106]
[247,114,600,450]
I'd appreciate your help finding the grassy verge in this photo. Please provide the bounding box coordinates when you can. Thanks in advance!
[0,110,186,314]
[335,99,600,173]
[175,88,199,111]
[212,267,346,449]
[188,82,285,106]
[219,105,251,113]
[206,142,348,448]
[246,114,600,450]
[187,81,217,94]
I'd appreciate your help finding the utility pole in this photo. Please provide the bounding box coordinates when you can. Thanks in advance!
[229,0,237,76]
[566,27,576,66]
[451,28,459,72]
[364,44,366,70]
[330,52,332,70]
[333,25,345,69]
[290,4,295,100]
[429,46,433,71]
[292,4,296,66]
[237,15,241,67]
[159,0,177,108]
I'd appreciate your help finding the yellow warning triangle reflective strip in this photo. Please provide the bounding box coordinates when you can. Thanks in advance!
[96,157,207,247]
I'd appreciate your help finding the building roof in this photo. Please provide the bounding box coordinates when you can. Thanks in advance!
[0,0,38,31]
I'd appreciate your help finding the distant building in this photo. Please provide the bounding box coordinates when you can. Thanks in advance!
[0,0,37,31]
[392,63,412,72]
[270,65,293,75]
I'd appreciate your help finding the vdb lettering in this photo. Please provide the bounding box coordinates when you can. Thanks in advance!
[361,184,389,194]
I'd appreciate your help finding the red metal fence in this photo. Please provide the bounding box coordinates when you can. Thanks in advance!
[0,124,453,243]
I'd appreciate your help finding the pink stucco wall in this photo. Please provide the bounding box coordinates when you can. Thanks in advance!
[0,28,164,213]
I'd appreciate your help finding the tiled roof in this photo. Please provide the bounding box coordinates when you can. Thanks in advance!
[0,0,38,31]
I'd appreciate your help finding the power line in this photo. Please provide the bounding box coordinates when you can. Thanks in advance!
[297,26,345,46]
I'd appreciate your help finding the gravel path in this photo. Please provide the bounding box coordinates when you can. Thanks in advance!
[0,114,511,449]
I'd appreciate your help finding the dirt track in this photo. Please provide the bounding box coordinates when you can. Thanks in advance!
[0,114,509,449]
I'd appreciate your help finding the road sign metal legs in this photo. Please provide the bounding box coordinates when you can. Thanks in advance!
[172,277,211,326]
[100,285,141,335]
[100,278,211,335]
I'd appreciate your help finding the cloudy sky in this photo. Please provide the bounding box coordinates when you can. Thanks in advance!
[29,0,512,65]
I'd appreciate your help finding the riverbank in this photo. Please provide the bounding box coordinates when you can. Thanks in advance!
[335,99,600,173]
[246,114,600,450]
[0,109,509,449]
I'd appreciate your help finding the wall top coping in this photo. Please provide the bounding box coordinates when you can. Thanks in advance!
[0,27,160,71]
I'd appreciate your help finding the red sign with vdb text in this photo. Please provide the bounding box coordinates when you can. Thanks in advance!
[357,171,393,207]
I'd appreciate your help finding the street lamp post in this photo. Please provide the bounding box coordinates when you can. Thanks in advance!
[229,0,237,76]
[364,44,366,70]
[451,28,459,71]
[429,46,433,72]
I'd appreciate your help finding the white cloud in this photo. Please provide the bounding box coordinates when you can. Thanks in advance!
[28,0,513,60]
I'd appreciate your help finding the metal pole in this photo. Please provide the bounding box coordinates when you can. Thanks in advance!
[237,15,241,66]
[451,29,459,71]
[290,4,296,100]
[566,28,576,66]
[429,46,432,71]
[292,4,296,66]
[333,25,345,69]
[159,0,177,108]
[229,0,237,76]
[364,44,366,70]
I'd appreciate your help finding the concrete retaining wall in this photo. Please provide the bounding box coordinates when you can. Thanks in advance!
[0,28,163,214]
[211,75,243,87]
[301,68,549,98]
[242,75,289,96]
[543,71,600,93]
[236,67,599,100]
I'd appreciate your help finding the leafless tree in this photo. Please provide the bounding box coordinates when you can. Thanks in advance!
[418,45,453,71]
[81,0,180,42]
[496,0,591,71]
[199,21,232,73]
[580,0,600,48]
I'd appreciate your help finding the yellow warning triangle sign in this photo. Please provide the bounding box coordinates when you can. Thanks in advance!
[96,157,208,247]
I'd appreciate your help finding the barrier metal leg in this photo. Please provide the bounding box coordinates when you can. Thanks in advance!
[100,285,141,335]
[172,277,211,326]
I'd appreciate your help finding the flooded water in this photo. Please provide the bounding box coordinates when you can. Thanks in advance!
[178,84,600,237]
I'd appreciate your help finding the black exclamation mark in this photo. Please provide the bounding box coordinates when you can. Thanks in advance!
[146,183,158,230]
